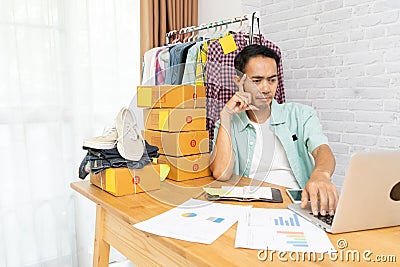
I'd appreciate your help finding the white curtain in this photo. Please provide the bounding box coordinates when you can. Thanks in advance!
[0,0,140,266]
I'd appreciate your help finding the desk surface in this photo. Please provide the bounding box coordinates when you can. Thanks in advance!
[71,176,400,266]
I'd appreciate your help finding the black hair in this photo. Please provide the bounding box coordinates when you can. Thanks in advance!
[234,44,280,75]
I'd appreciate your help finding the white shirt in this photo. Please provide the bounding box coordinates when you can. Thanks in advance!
[249,119,300,189]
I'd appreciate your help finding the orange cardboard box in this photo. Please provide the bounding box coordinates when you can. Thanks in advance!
[143,129,209,157]
[143,108,206,132]
[89,164,168,196]
[158,153,211,181]
[137,85,206,108]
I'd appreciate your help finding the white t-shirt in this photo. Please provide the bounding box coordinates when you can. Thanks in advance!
[249,119,300,189]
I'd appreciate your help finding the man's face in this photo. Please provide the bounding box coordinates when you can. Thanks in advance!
[242,56,278,109]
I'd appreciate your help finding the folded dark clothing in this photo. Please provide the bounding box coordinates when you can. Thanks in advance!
[78,140,159,179]
[82,140,159,159]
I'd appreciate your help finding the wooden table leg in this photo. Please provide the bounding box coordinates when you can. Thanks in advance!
[93,205,110,267]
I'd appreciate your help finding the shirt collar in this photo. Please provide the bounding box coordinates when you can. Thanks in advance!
[270,99,286,125]
[236,99,285,132]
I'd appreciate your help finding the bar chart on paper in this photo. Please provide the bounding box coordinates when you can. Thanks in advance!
[273,213,309,248]
[235,209,334,253]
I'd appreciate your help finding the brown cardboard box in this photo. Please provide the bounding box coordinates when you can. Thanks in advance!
[137,85,206,108]
[143,129,209,157]
[143,108,206,132]
[89,164,166,196]
[158,153,211,181]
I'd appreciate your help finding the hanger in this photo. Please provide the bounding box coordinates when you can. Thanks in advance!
[220,22,229,37]
[187,28,195,42]
[202,23,213,39]
[243,12,261,44]
[196,23,207,39]
[234,17,244,33]
[172,28,185,43]
[210,22,220,39]
[167,30,177,44]
[212,23,223,38]
[183,26,196,43]
[188,27,201,42]
[215,20,228,38]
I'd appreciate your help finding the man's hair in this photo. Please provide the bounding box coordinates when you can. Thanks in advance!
[234,44,280,74]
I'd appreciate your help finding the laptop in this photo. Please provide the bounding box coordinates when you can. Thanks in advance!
[288,152,400,234]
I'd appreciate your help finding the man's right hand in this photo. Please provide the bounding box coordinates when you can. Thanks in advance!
[222,74,259,116]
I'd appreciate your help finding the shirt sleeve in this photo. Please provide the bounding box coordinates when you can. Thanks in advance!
[302,108,329,154]
[212,119,240,176]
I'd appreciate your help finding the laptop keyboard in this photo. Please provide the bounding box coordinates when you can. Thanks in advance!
[309,212,334,226]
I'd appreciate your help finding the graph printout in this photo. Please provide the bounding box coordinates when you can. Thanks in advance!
[134,199,251,244]
[235,208,335,253]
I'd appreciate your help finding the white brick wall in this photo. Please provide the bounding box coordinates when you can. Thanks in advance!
[243,0,400,186]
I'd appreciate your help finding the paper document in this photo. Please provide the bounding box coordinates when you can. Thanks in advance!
[235,208,335,253]
[203,186,272,199]
[133,199,251,244]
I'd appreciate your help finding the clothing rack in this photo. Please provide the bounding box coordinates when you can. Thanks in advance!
[166,12,259,44]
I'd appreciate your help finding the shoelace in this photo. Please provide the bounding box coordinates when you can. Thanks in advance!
[102,127,118,144]
[102,127,117,137]
[118,124,140,141]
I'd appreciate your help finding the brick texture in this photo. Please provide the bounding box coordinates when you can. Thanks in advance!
[243,0,400,186]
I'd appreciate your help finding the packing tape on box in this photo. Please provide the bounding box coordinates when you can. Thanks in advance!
[159,110,169,131]
[159,164,170,181]
[151,159,170,182]
[132,169,137,194]
[194,85,197,108]
[158,85,161,108]
[100,171,104,190]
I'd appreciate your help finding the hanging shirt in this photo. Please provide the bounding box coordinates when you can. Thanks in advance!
[142,47,163,85]
[154,46,170,85]
[195,41,209,86]
[206,32,286,146]
[182,41,204,85]
[165,42,196,85]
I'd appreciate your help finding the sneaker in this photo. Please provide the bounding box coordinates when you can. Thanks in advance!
[115,107,145,161]
[83,127,118,149]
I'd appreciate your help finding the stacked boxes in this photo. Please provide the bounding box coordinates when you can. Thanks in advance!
[138,85,211,181]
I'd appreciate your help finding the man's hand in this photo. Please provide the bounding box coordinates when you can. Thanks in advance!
[222,74,259,115]
[301,171,339,216]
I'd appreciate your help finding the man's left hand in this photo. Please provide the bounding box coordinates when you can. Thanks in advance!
[301,171,339,216]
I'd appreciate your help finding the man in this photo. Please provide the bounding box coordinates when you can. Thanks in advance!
[210,44,338,215]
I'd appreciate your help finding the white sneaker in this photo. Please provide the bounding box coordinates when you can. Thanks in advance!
[83,127,118,149]
[115,107,145,161]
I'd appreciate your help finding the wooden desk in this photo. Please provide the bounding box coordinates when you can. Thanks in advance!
[71,177,400,267]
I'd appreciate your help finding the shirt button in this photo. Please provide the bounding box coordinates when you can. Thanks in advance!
[247,159,250,163]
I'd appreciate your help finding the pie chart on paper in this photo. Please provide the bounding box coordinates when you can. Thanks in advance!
[181,212,197,217]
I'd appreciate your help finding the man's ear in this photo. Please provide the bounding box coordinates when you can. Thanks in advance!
[233,75,241,84]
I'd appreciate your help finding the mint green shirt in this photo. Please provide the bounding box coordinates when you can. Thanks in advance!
[213,99,329,188]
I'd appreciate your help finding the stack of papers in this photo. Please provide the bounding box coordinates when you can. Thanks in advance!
[133,196,335,253]
[235,208,335,253]
[133,199,251,244]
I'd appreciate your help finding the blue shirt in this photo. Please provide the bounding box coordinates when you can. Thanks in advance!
[213,99,329,188]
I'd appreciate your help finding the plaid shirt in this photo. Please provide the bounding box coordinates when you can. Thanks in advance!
[205,32,286,144]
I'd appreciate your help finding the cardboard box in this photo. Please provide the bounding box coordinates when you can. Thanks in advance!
[90,164,168,196]
[143,108,206,132]
[143,129,209,157]
[137,85,206,108]
[157,154,211,181]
